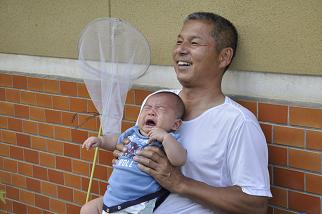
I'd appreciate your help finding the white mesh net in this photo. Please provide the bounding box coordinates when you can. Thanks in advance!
[78,18,150,135]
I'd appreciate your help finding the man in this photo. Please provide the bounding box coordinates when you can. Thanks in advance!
[122,12,272,213]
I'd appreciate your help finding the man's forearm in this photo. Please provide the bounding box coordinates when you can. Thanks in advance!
[177,176,268,214]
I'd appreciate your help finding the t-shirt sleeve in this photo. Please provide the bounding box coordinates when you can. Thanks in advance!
[227,120,272,197]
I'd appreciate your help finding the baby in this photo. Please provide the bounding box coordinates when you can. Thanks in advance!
[81,91,186,214]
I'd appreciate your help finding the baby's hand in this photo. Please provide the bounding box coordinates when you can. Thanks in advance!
[82,136,102,150]
[147,127,168,144]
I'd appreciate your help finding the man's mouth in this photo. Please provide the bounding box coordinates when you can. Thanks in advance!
[177,60,192,67]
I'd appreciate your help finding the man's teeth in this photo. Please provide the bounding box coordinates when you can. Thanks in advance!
[178,61,191,66]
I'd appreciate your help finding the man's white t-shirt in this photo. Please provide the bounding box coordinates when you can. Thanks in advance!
[149,92,271,214]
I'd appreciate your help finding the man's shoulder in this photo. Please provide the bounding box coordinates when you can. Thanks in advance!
[222,97,258,122]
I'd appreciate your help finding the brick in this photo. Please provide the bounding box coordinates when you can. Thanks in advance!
[260,123,272,143]
[72,159,89,176]
[58,186,73,201]
[99,180,109,195]
[135,89,152,105]
[41,181,57,197]
[258,103,288,124]
[10,145,23,160]
[11,173,26,188]
[2,130,17,144]
[61,81,77,96]
[48,169,64,185]
[77,82,90,98]
[24,148,39,164]
[73,189,86,205]
[0,102,14,116]
[290,106,322,128]
[0,171,11,184]
[66,203,81,214]
[237,100,257,116]
[122,121,135,132]
[54,126,71,141]
[273,126,304,147]
[36,93,52,108]
[53,95,70,110]
[14,104,29,119]
[38,123,54,138]
[35,194,49,210]
[22,120,38,134]
[64,173,81,189]
[27,77,44,91]
[125,89,135,104]
[81,177,99,194]
[273,208,296,214]
[18,162,33,177]
[307,130,322,151]
[30,106,46,122]
[13,75,27,89]
[3,158,17,173]
[45,109,62,124]
[0,73,13,87]
[0,143,10,157]
[78,114,99,131]
[39,152,56,168]
[70,97,87,113]
[87,100,98,113]
[33,165,48,180]
[288,190,320,214]
[27,206,42,214]
[8,117,23,132]
[0,116,8,128]
[81,147,95,161]
[31,136,47,151]
[71,129,88,144]
[5,88,20,103]
[16,133,31,148]
[12,201,26,214]
[124,105,140,121]
[273,167,304,190]
[47,139,64,155]
[269,186,287,207]
[93,164,108,180]
[49,198,66,214]
[43,79,60,94]
[289,149,321,172]
[6,186,19,200]
[56,156,72,171]
[20,189,35,205]
[0,88,4,101]
[62,111,78,127]
[26,177,41,192]
[306,173,322,195]
[20,91,37,105]
[64,142,80,158]
[98,150,114,166]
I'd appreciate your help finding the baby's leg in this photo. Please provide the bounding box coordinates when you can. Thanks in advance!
[80,196,103,214]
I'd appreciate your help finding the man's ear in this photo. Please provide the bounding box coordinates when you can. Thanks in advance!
[172,119,182,131]
[219,47,233,69]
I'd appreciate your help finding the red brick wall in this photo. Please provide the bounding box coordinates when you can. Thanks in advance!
[0,72,321,214]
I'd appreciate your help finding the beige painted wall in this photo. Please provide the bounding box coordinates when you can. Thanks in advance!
[0,0,321,75]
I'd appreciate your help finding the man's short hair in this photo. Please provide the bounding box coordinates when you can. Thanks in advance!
[185,12,238,70]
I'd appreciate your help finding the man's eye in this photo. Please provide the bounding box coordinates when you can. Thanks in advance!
[176,40,183,45]
[191,42,199,46]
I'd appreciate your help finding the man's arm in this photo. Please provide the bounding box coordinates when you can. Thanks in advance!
[133,146,268,214]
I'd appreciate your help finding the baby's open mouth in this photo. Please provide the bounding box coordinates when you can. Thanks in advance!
[145,119,156,126]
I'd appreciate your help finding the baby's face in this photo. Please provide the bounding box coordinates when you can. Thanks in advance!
[138,94,179,136]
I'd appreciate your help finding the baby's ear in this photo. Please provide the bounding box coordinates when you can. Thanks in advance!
[172,119,182,131]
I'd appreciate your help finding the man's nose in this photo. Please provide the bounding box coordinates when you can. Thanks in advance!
[175,42,189,55]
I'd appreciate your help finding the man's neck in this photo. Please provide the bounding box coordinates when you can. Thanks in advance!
[180,86,225,121]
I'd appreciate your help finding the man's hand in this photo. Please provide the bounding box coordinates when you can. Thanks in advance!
[82,136,102,150]
[133,146,185,193]
[112,138,130,164]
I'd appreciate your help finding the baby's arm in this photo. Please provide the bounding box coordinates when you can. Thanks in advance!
[148,128,186,166]
[82,134,119,151]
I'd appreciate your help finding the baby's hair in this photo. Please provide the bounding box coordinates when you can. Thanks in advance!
[152,91,185,119]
